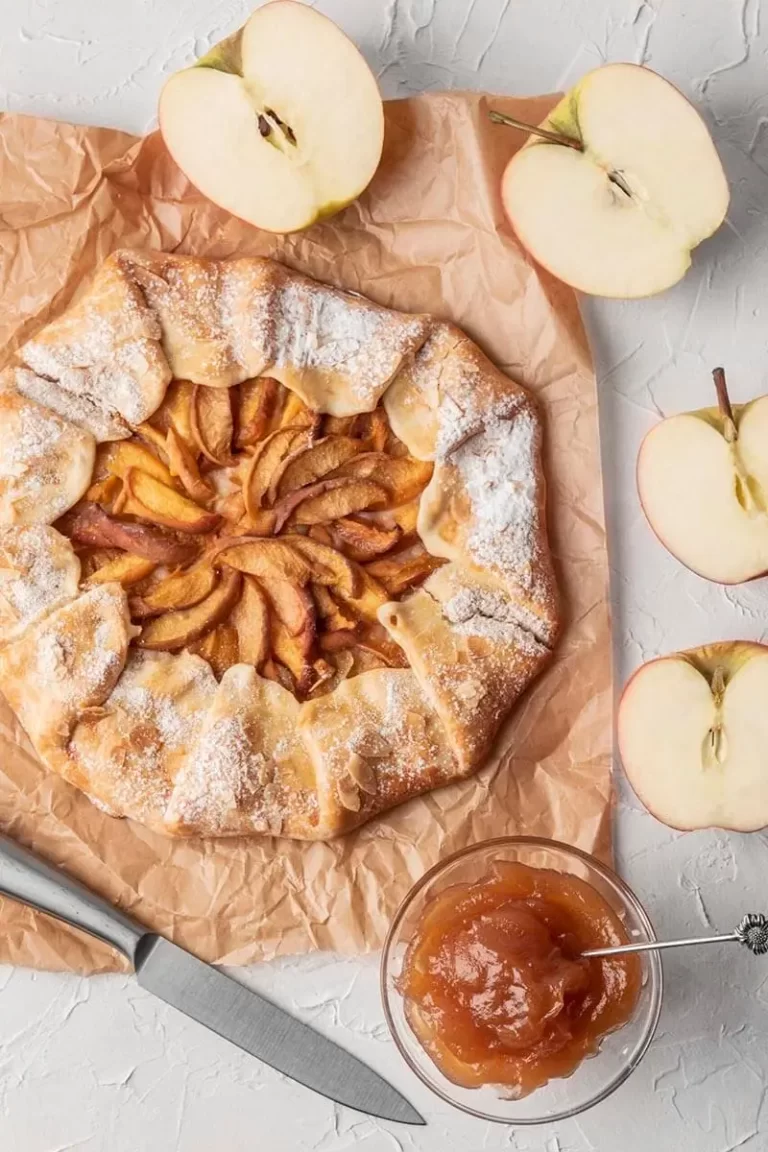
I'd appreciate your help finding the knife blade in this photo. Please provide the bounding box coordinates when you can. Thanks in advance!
[0,831,423,1126]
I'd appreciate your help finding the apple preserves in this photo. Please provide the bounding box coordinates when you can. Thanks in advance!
[398,861,641,1096]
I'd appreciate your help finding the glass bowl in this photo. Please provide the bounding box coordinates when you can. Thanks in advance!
[381,836,662,1124]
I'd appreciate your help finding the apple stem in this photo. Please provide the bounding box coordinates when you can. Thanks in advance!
[713,367,737,441]
[488,110,583,151]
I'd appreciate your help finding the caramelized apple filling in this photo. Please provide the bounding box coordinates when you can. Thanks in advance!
[56,378,443,698]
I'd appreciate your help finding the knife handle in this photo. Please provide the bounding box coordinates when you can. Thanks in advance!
[0,831,144,964]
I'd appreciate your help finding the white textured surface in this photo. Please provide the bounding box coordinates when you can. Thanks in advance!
[2,2,768,1150]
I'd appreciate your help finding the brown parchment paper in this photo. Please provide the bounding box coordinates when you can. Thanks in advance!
[0,92,611,974]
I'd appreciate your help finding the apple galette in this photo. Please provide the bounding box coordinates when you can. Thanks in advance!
[0,251,559,839]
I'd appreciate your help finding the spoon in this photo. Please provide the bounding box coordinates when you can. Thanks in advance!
[582,912,768,959]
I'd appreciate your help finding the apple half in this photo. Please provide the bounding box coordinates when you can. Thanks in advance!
[618,642,768,832]
[159,1,384,233]
[499,64,729,297]
[638,369,768,584]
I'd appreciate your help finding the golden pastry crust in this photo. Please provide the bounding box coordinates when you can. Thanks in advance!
[0,251,560,839]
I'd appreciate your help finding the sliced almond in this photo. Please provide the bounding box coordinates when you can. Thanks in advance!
[346,752,378,795]
[336,775,361,813]
[351,731,392,759]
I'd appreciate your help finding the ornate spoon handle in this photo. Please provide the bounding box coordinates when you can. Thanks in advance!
[582,913,768,959]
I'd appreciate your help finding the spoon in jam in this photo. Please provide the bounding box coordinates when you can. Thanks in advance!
[583,912,768,959]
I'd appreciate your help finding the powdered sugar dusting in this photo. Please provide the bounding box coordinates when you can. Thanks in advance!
[437,391,540,590]
[170,711,292,835]
[34,599,121,704]
[14,368,131,443]
[0,402,60,498]
[21,253,169,426]
[443,585,542,655]
[0,526,79,625]
[273,278,427,410]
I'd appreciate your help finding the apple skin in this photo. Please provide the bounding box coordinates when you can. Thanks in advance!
[617,641,768,833]
[636,395,768,586]
[158,2,384,235]
[499,63,729,299]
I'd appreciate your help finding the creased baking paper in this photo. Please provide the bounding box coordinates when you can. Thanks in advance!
[0,92,611,973]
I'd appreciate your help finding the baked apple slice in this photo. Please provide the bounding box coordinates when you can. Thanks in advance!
[236,377,280,447]
[86,553,157,587]
[270,617,315,696]
[215,538,314,585]
[360,500,420,537]
[230,575,270,667]
[84,475,122,507]
[118,468,221,534]
[277,390,320,433]
[190,384,234,464]
[264,579,316,642]
[335,566,390,624]
[271,477,350,532]
[106,441,174,487]
[129,560,218,619]
[165,426,214,504]
[366,548,443,595]
[312,583,359,632]
[333,454,433,502]
[287,479,389,527]
[190,623,240,678]
[149,380,196,446]
[137,569,241,650]
[64,504,200,565]
[330,517,401,560]
[277,437,361,497]
[284,535,362,598]
[244,426,310,516]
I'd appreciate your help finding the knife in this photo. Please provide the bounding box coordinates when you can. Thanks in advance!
[0,831,423,1126]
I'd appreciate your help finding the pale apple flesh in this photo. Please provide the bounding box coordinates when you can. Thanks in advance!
[500,64,729,297]
[638,394,768,584]
[159,1,384,234]
[618,643,768,832]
